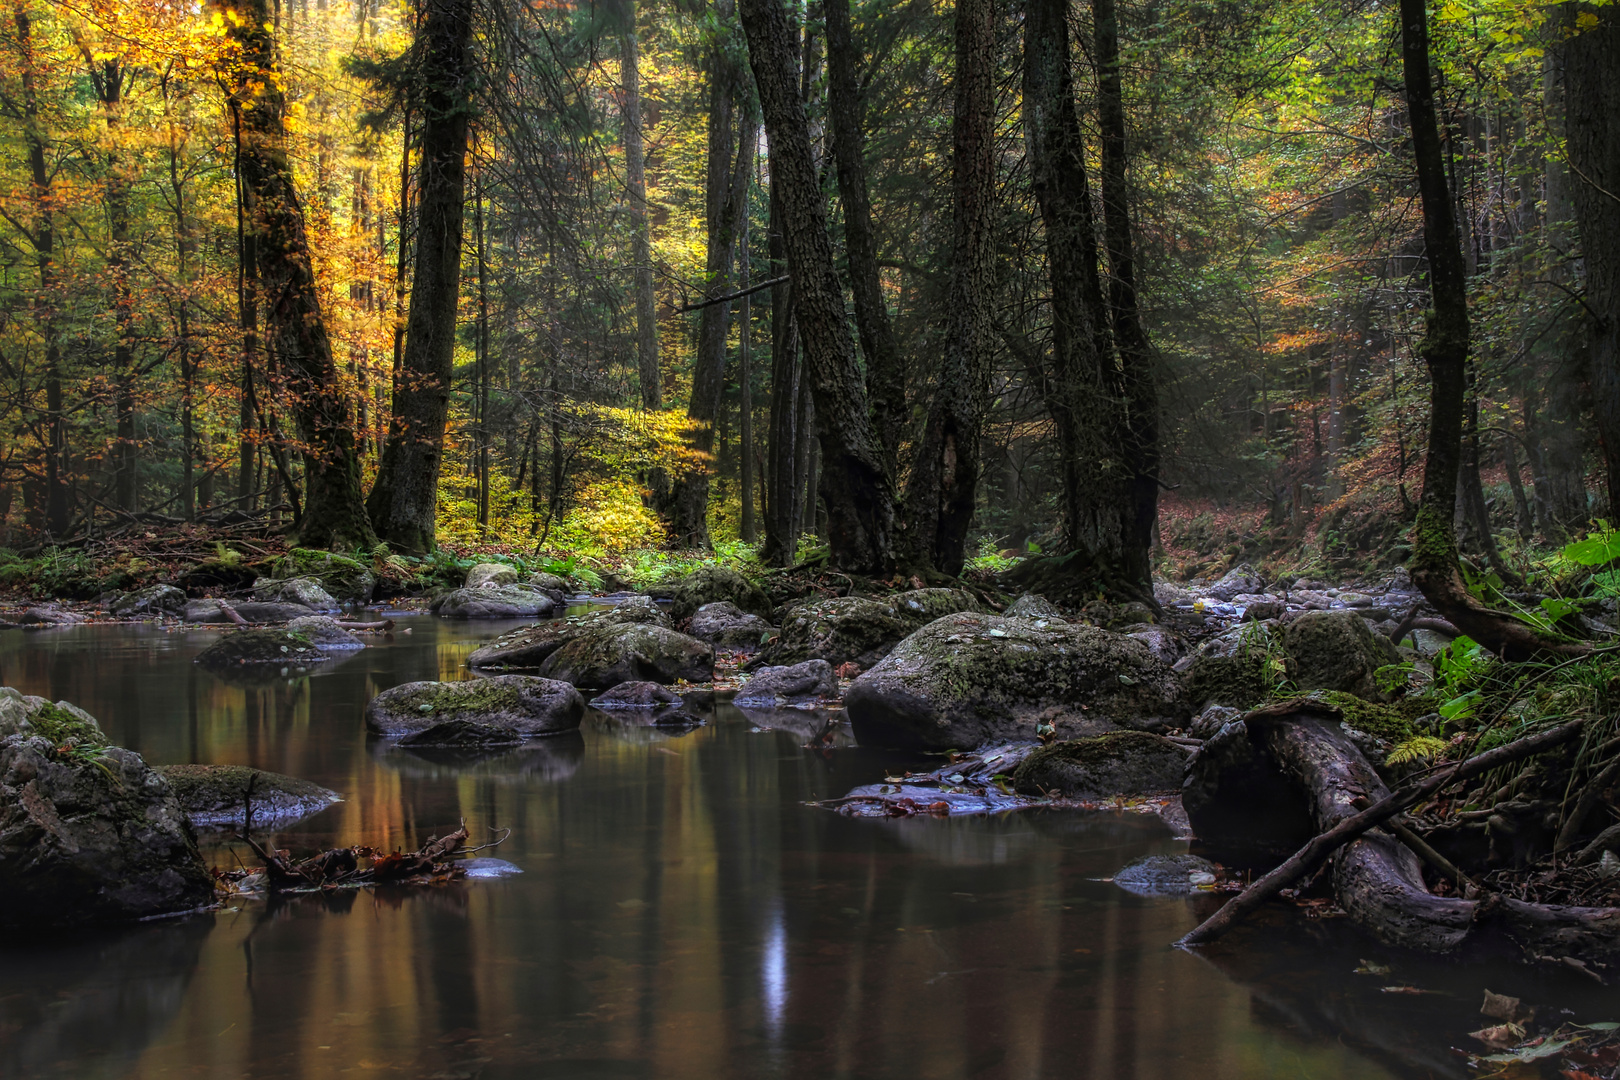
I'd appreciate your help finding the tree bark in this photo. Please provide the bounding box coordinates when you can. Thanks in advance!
[622,14,661,411]
[228,0,376,549]
[739,0,895,575]
[825,0,904,481]
[762,178,803,566]
[366,0,476,553]
[739,176,757,543]
[904,0,997,576]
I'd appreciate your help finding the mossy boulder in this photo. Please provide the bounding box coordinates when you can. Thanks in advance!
[272,548,376,603]
[734,659,837,707]
[1283,609,1401,700]
[286,616,366,650]
[757,595,911,669]
[665,565,771,621]
[591,681,684,709]
[431,585,560,619]
[1112,853,1221,896]
[1183,623,1286,711]
[194,628,332,668]
[186,598,319,624]
[467,600,670,670]
[154,763,341,827]
[365,675,584,738]
[1004,593,1065,620]
[890,588,984,627]
[1011,731,1191,799]
[844,613,1187,750]
[109,584,185,617]
[688,601,773,649]
[538,624,714,689]
[1205,563,1263,601]
[466,562,519,589]
[528,571,571,594]
[252,576,338,611]
[0,690,213,927]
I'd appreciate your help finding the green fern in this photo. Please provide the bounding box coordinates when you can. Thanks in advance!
[1385,735,1449,766]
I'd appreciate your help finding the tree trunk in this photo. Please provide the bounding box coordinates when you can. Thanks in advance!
[826,0,904,481]
[622,15,660,411]
[474,175,491,531]
[228,0,376,549]
[1567,3,1620,521]
[1502,433,1533,540]
[366,0,475,553]
[164,78,197,521]
[761,178,803,566]
[903,0,997,576]
[739,0,895,576]
[739,178,757,543]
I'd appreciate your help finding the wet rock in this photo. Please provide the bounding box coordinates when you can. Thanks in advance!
[431,584,560,619]
[592,681,684,709]
[1407,627,1455,657]
[890,587,984,627]
[154,763,342,827]
[365,675,584,738]
[845,613,1186,750]
[398,719,525,748]
[527,571,570,594]
[466,562,519,589]
[1205,563,1263,602]
[1004,593,1065,619]
[688,601,773,649]
[286,616,366,650]
[761,595,911,669]
[1153,581,1193,607]
[0,689,213,927]
[252,576,338,611]
[734,659,838,707]
[18,606,83,626]
[663,565,772,621]
[271,548,376,603]
[1011,731,1191,799]
[1189,704,1242,740]
[1123,623,1182,665]
[1283,609,1401,700]
[186,598,319,624]
[194,628,332,668]
[537,623,714,689]
[1181,622,1286,711]
[1233,594,1284,621]
[109,584,185,617]
[467,601,672,670]
[1112,853,1221,896]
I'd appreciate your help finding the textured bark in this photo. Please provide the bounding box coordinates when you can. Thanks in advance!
[228,0,375,549]
[739,0,895,575]
[1567,3,1620,521]
[761,179,804,566]
[826,0,904,481]
[904,0,997,575]
[739,190,757,543]
[366,0,476,553]
[622,16,661,411]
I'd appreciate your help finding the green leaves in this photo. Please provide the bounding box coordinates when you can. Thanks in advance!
[1563,523,1620,567]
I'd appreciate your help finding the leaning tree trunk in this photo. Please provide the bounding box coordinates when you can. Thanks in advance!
[904,0,997,576]
[1567,2,1620,522]
[366,0,476,554]
[1399,0,1575,659]
[738,0,895,576]
[227,0,375,549]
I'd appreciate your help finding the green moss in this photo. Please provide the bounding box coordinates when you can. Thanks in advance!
[392,680,525,717]
[1296,689,1426,740]
[274,548,375,599]
[27,701,107,748]
[1018,731,1166,770]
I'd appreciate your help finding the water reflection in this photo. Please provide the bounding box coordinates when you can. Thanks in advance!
[0,618,1415,1079]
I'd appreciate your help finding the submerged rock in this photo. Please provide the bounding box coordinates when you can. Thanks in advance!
[1112,854,1221,896]
[109,584,185,617]
[252,576,338,611]
[465,562,519,589]
[1282,609,1401,700]
[365,675,584,738]
[468,600,672,670]
[194,628,332,668]
[688,601,773,649]
[845,613,1185,750]
[154,763,342,827]
[1011,731,1191,800]
[271,548,376,602]
[592,681,684,709]
[538,623,713,689]
[0,689,213,927]
[663,565,771,621]
[431,585,559,619]
[286,616,366,649]
[734,659,838,707]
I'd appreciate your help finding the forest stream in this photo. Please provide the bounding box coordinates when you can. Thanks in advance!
[2,611,1618,1080]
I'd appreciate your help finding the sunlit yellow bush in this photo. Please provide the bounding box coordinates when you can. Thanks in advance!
[552,479,669,554]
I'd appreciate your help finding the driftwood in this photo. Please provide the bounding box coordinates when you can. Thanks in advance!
[1178,711,1593,950]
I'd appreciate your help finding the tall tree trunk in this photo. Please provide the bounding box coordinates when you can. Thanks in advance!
[474,175,491,530]
[738,175,757,543]
[1502,433,1533,540]
[366,0,476,553]
[903,0,997,576]
[1094,0,1159,595]
[622,14,660,411]
[1567,2,1620,521]
[825,0,903,481]
[164,77,197,521]
[762,178,803,565]
[739,0,895,575]
[228,0,376,549]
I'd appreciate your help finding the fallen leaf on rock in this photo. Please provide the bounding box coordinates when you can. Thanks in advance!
[1470,1023,1527,1050]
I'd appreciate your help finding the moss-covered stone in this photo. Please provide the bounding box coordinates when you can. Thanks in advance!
[431,585,559,619]
[665,565,771,621]
[1011,731,1191,798]
[194,628,332,668]
[688,601,773,648]
[734,659,837,707]
[0,690,106,747]
[109,584,185,617]
[1283,609,1400,700]
[538,623,714,689]
[466,562,519,589]
[155,763,341,827]
[286,615,366,649]
[889,588,983,628]
[757,595,911,669]
[845,613,1187,750]
[467,601,670,670]
[252,576,338,610]
[272,548,376,602]
[1297,689,1437,741]
[1004,593,1066,619]
[365,675,584,737]
[1185,622,1288,711]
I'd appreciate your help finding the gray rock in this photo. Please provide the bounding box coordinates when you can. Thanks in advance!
[1011,731,1191,799]
[466,562,519,589]
[185,598,320,624]
[194,627,333,667]
[253,576,338,611]
[155,763,341,827]
[1283,609,1401,700]
[890,588,985,627]
[431,585,559,619]
[688,601,773,648]
[467,601,671,670]
[734,659,837,707]
[845,613,1186,750]
[1408,627,1455,657]
[1112,854,1222,896]
[1153,581,1193,607]
[271,549,376,603]
[397,720,525,748]
[1190,704,1243,740]
[1205,563,1263,602]
[1183,622,1286,711]
[286,616,366,650]
[1123,623,1182,665]
[592,681,684,709]
[759,588,982,671]
[528,571,570,594]
[538,623,714,689]
[109,584,185,617]
[1004,593,1066,620]
[1233,594,1284,621]
[18,606,83,626]
[0,689,212,927]
[365,675,584,738]
[663,565,772,621]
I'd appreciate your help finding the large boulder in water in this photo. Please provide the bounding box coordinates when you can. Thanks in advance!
[663,565,771,621]
[845,613,1186,750]
[734,659,837,707]
[365,675,584,738]
[252,576,337,611]
[688,601,773,649]
[1011,731,1191,799]
[270,548,376,603]
[538,624,713,689]
[431,584,559,619]
[286,616,365,650]
[194,628,332,668]
[757,589,981,671]
[109,584,185,617]
[0,689,213,927]
[154,763,341,827]
[1282,609,1400,700]
[465,562,519,589]
[467,599,669,670]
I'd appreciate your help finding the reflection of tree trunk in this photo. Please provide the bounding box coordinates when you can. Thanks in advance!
[367,0,475,552]
[904,0,996,576]
[1566,2,1620,520]
[826,0,903,481]
[622,15,660,411]
[739,0,895,574]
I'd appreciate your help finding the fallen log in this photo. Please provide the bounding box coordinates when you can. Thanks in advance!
[1178,711,1588,949]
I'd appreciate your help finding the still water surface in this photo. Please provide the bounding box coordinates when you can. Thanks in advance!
[0,615,1590,1078]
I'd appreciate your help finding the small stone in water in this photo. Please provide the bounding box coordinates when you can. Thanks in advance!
[1188,872,1217,886]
